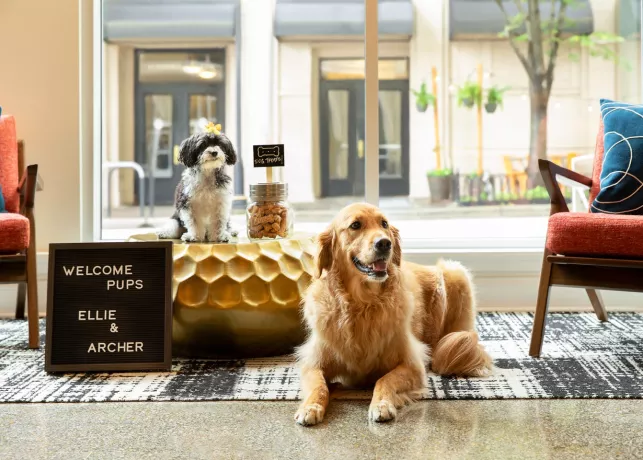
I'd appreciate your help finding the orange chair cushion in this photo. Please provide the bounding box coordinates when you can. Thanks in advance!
[0,213,29,252]
[0,116,19,213]
[547,212,643,258]
[589,119,604,205]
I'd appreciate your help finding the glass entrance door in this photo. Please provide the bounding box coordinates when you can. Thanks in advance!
[320,80,409,197]
[319,59,409,197]
[135,50,225,206]
[320,80,364,196]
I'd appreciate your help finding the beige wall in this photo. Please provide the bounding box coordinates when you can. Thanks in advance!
[0,0,83,251]
[617,38,642,103]
[410,0,447,197]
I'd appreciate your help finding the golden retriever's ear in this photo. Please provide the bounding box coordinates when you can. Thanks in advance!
[316,228,334,278]
[391,226,402,266]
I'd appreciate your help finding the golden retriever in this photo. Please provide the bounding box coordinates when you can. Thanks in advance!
[295,203,492,426]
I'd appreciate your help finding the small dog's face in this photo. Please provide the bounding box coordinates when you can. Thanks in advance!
[317,203,401,283]
[178,132,237,171]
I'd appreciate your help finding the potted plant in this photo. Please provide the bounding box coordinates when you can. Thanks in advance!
[427,167,453,203]
[485,85,509,114]
[457,81,482,109]
[412,82,436,113]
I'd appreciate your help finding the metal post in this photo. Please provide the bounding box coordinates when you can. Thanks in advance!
[364,0,379,206]
[107,168,113,218]
[233,1,246,208]
[149,170,155,218]
[138,173,146,220]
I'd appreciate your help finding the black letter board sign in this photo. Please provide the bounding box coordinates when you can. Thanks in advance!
[253,144,285,167]
[45,242,173,373]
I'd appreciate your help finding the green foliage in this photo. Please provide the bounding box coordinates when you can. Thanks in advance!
[457,81,482,109]
[496,0,628,71]
[498,191,520,202]
[426,168,453,177]
[568,32,628,68]
[486,85,510,108]
[459,196,473,203]
[525,186,550,201]
[411,82,436,108]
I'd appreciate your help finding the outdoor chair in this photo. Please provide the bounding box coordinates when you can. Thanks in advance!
[504,152,577,197]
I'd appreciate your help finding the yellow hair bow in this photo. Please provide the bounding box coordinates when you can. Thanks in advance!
[205,122,222,135]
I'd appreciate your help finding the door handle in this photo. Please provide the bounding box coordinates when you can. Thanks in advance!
[357,139,364,159]
[173,145,180,165]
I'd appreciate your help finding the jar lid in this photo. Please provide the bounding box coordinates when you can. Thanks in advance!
[249,182,288,201]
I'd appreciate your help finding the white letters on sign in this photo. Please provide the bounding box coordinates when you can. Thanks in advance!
[78,310,116,321]
[62,264,143,290]
[87,342,144,353]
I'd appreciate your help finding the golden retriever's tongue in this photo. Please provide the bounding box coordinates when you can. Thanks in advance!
[373,260,388,272]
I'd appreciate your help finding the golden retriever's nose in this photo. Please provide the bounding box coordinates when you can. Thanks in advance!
[374,237,392,253]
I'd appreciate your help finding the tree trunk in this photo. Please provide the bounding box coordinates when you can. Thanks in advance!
[527,86,549,188]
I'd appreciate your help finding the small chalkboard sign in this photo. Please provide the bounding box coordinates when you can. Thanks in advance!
[45,242,173,373]
[253,144,285,167]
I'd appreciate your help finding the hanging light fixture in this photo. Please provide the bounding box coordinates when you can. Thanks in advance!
[198,54,220,80]
[198,64,218,80]
[182,58,202,75]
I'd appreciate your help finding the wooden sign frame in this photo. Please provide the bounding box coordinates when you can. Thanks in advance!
[45,241,173,373]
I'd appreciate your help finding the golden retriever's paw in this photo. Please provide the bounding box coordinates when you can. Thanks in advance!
[468,365,493,378]
[368,399,397,423]
[294,403,325,426]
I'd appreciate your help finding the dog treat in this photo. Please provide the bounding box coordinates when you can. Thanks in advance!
[247,201,291,240]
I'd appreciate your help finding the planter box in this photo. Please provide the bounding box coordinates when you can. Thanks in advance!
[454,172,559,206]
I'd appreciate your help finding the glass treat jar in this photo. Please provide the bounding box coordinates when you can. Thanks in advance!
[246,183,294,240]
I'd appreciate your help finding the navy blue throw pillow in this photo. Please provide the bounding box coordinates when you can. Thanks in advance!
[591,99,643,214]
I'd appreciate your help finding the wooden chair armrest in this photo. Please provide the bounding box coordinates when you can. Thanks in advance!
[539,159,592,214]
[18,164,39,210]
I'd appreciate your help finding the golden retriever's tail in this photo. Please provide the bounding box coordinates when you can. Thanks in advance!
[431,259,492,377]
[431,331,492,377]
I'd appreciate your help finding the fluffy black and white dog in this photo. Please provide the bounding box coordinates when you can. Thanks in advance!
[157,129,237,243]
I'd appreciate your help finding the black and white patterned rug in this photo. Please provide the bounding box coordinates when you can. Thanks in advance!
[1,313,643,403]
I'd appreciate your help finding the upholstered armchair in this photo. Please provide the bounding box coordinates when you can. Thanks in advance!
[530,121,643,358]
[0,115,40,349]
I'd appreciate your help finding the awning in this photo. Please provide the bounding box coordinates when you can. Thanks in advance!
[450,0,594,40]
[274,0,414,39]
[103,0,239,42]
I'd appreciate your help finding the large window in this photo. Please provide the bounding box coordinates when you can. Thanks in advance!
[99,0,641,252]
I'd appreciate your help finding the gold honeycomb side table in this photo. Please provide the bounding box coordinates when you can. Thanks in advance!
[129,233,315,357]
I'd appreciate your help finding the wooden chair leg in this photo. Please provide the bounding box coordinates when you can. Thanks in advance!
[26,232,39,349]
[15,282,26,319]
[586,289,608,322]
[530,250,554,358]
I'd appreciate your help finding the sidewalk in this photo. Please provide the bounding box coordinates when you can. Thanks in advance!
[102,201,549,247]
[104,199,551,224]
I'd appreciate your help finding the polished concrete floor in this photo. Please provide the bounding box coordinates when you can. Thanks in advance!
[2,400,642,460]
